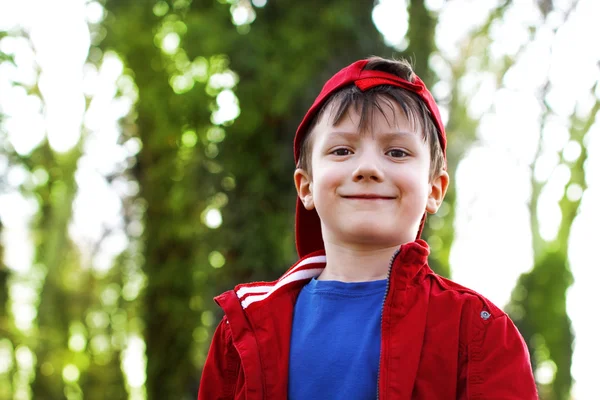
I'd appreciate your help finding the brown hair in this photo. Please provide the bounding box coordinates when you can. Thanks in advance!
[297,56,445,181]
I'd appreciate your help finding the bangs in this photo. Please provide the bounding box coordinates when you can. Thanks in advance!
[317,86,430,142]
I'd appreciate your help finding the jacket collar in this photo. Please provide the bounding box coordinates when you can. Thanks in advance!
[233,251,326,310]
[217,239,431,315]
[389,239,431,288]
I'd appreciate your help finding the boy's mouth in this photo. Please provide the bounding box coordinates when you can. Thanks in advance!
[342,194,397,200]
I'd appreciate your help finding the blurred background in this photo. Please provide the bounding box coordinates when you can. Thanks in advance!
[0,0,598,399]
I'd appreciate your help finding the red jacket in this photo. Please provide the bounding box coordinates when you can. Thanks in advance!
[198,240,537,399]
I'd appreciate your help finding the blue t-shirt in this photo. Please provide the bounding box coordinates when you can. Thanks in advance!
[288,277,387,400]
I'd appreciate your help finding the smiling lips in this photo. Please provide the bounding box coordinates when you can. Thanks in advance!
[342,194,397,200]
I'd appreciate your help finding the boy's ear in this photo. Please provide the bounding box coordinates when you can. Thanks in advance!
[294,168,314,210]
[426,171,449,214]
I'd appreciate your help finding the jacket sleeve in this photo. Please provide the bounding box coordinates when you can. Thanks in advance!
[464,313,538,399]
[198,316,240,400]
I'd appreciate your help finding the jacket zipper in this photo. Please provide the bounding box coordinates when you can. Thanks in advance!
[376,247,401,400]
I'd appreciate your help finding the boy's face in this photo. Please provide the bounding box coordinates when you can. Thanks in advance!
[294,101,448,250]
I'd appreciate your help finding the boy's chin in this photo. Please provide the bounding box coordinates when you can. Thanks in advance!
[337,228,416,249]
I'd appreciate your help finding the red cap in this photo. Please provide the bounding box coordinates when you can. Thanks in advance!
[293,59,447,257]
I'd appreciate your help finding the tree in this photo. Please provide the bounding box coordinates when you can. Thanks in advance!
[101,2,224,398]
[29,143,83,399]
[507,85,597,400]
[503,3,591,398]
[0,40,10,348]
[0,30,13,337]
[0,33,19,400]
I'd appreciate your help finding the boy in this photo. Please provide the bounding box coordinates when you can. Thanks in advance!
[198,57,537,399]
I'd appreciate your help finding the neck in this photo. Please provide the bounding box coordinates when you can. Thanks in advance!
[317,241,400,282]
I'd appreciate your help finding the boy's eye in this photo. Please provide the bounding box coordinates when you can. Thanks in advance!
[331,148,352,156]
[387,149,408,158]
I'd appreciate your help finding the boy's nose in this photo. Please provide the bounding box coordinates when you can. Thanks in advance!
[352,161,384,182]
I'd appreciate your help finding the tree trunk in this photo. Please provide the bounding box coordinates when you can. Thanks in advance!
[31,144,81,399]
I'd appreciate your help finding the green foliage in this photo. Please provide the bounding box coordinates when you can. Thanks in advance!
[0,32,14,65]
[507,251,573,400]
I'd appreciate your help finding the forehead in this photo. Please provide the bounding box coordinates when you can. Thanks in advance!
[313,94,422,139]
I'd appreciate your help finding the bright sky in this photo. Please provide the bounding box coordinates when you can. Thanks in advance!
[1,0,599,399]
